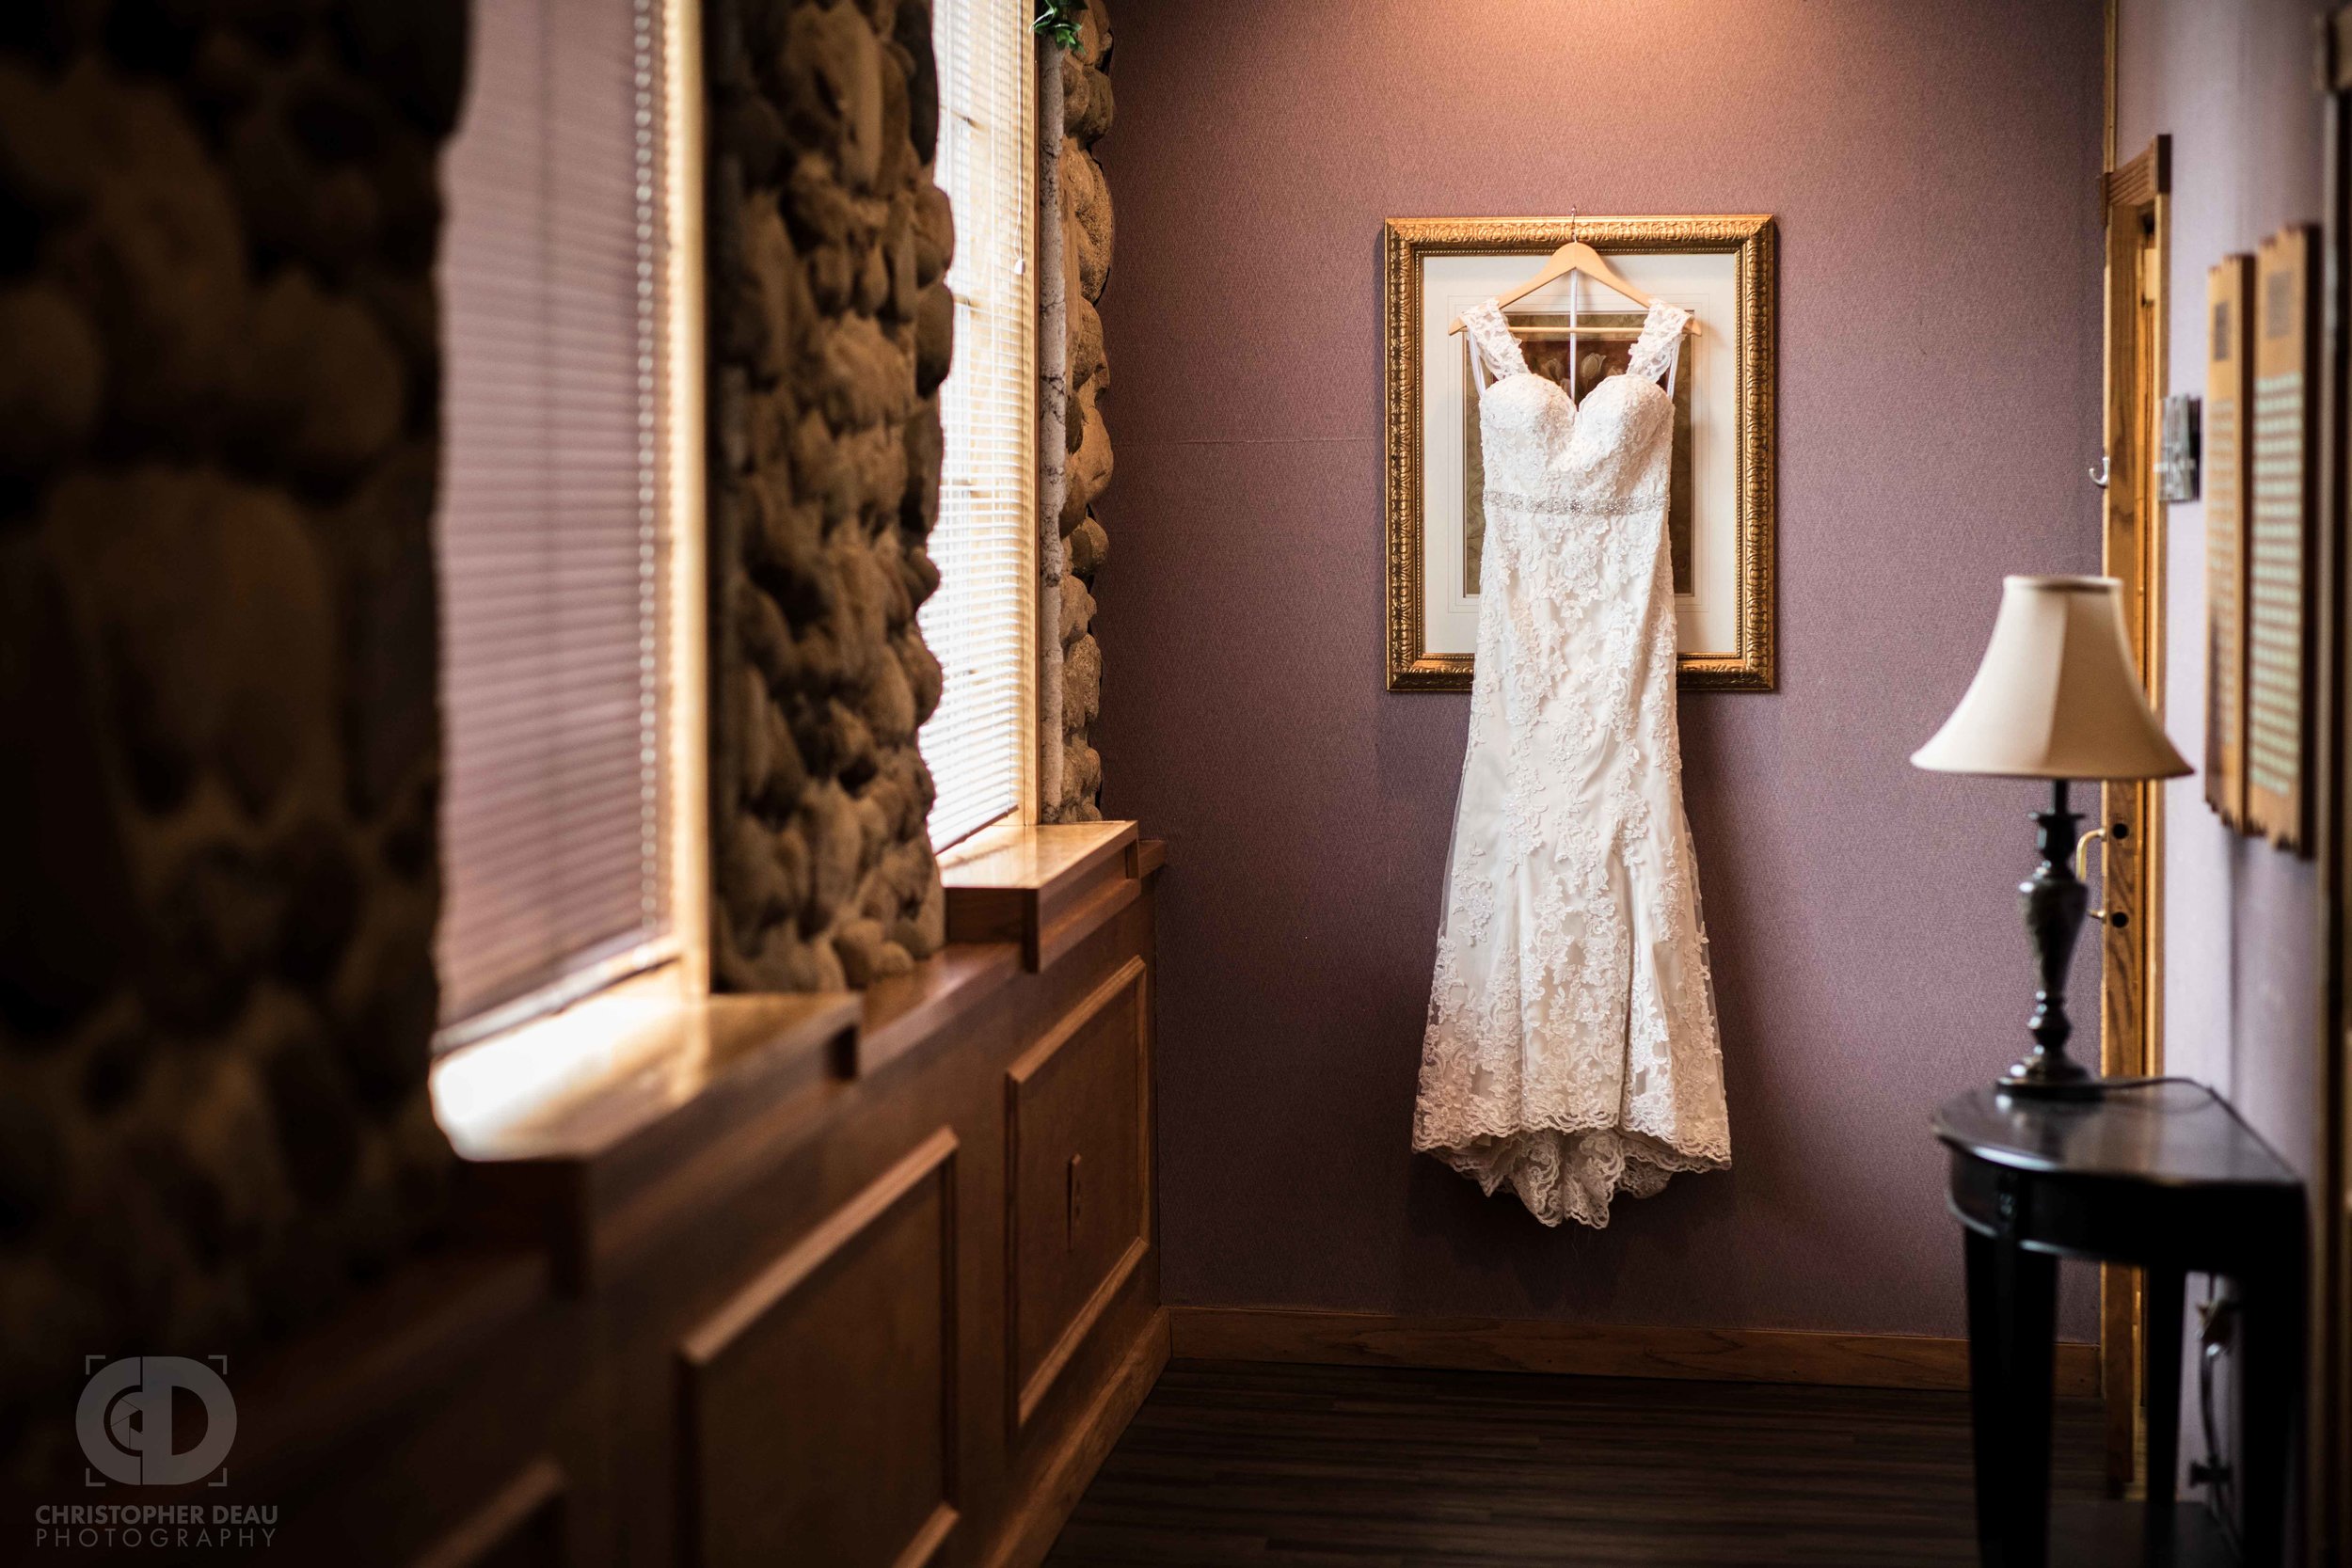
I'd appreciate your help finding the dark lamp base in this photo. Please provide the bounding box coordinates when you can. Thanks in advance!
[1997,1052,2107,1101]
[2000,778,2110,1101]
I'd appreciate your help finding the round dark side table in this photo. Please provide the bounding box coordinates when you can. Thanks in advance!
[1934,1081,2304,1568]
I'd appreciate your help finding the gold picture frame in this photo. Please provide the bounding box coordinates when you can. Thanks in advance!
[2244,224,2320,850]
[2205,254,2252,828]
[1383,214,1779,692]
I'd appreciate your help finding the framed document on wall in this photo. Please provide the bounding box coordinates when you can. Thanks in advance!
[2205,256,2253,827]
[2246,226,2320,851]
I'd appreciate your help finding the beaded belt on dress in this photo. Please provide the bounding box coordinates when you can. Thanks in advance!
[1482,488,1664,517]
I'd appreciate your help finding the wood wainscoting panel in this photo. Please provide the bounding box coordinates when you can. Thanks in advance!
[0,849,1173,1568]
[982,1307,1171,1568]
[1006,958,1152,1431]
[676,1130,961,1568]
[1168,1307,2102,1397]
[407,1456,570,1568]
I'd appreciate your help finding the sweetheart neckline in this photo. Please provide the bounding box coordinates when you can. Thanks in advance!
[1463,293,1685,415]
[1483,366,1670,417]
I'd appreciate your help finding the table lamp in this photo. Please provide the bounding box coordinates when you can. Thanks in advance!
[1912,576,2191,1098]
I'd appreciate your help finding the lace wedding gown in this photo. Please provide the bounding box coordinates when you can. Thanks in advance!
[1411,295,1731,1227]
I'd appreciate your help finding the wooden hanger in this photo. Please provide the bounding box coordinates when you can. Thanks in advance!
[1446,218,1701,337]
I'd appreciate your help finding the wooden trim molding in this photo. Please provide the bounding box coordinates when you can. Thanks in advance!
[679,1127,961,1366]
[1167,1307,2101,1398]
[675,1129,961,1568]
[1005,957,1152,1431]
[406,1456,568,1568]
[982,1307,1171,1568]
[2098,133,2172,1494]
[2101,134,2170,209]
[1016,1239,1146,1432]
[2101,0,2116,173]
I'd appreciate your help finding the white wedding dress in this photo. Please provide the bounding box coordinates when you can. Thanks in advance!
[1411,295,1731,1227]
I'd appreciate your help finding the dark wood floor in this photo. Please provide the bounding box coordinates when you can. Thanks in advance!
[1046,1360,2107,1567]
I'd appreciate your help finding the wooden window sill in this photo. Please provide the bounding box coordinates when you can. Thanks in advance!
[943,818,1153,970]
[429,823,1164,1289]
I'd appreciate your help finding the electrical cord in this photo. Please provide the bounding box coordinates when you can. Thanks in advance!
[2190,1285,2243,1559]
[2002,1071,2244,1548]
[2056,1076,2241,1552]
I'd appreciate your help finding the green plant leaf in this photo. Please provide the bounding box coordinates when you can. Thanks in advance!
[1032,0,1084,49]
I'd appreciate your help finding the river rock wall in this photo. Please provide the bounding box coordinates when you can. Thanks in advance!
[0,0,467,1468]
[705,0,955,992]
[1051,0,1113,821]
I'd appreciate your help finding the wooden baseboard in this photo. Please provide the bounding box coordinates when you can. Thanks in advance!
[1168,1307,2100,1398]
[986,1307,1171,1568]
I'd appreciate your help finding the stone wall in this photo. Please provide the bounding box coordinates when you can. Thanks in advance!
[0,0,465,1467]
[1050,1,1114,822]
[706,0,953,991]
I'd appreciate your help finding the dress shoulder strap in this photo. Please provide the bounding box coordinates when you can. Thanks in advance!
[1461,298,1527,386]
[1628,300,1692,388]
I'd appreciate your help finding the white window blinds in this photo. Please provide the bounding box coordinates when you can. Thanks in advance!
[920,0,1038,848]
[435,0,672,1035]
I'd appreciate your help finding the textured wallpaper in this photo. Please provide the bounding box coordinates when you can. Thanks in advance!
[1096,0,2111,1339]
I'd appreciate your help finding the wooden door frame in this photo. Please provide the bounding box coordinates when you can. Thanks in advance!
[2097,134,2170,1497]
[2319,16,2352,1561]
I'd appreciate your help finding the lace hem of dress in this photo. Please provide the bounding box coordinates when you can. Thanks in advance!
[1418,1122,1729,1229]
[1484,487,1666,517]
[1414,1089,1733,1159]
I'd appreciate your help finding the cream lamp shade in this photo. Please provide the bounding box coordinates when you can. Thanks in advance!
[1912,576,2191,780]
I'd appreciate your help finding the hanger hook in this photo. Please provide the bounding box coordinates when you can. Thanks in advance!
[1568,206,1578,245]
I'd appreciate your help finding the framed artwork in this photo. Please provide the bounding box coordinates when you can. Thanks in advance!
[2204,255,2252,827]
[2246,225,2319,851]
[1383,214,1777,692]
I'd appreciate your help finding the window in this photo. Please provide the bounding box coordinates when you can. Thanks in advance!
[436,0,690,1042]
[920,0,1039,847]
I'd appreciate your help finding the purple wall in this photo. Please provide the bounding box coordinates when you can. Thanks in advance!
[1095,0,2107,1337]
[2115,0,2330,1493]
[2122,0,2327,1186]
